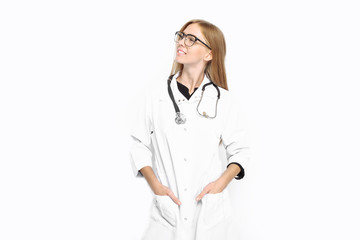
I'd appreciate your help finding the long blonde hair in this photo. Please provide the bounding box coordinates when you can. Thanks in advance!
[170,19,228,90]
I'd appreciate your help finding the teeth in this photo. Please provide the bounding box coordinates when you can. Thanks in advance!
[178,50,185,54]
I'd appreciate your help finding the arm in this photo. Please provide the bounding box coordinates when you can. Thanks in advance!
[227,162,245,180]
[221,164,242,184]
[129,89,154,177]
[196,94,250,201]
[140,166,160,193]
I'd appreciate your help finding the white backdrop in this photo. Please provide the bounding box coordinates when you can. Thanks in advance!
[1,0,359,239]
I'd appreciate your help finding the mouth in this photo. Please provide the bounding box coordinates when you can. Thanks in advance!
[177,49,186,55]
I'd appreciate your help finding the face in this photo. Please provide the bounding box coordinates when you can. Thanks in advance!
[175,23,212,68]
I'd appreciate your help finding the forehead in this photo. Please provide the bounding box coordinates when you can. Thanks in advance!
[183,23,204,39]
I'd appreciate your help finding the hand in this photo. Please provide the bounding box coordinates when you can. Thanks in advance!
[195,178,227,201]
[140,166,181,206]
[154,183,182,206]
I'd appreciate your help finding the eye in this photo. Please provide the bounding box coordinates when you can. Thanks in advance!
[175,32,185,42]
[188,36,196,43]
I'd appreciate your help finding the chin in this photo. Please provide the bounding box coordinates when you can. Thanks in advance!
[175,57,185,64]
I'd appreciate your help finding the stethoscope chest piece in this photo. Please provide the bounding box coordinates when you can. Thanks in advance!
[175,112,186,124]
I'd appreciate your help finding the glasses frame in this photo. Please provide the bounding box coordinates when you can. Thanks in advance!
[174,31,212,50]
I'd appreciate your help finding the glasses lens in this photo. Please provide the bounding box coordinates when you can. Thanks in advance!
[174,32,184,42]
[185,35,196,47]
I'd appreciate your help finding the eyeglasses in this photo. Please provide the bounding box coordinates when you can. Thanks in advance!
[174,31,212,50]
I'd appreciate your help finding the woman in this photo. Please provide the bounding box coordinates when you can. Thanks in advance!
[130,19,250,240]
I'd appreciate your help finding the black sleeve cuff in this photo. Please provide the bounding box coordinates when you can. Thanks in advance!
[227,162,245,180]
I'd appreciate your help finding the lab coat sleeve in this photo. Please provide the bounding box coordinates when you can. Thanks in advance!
[129,89,154,178]
[221,94,250,177]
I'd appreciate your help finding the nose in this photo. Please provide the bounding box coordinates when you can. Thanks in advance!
[177,37,186,47]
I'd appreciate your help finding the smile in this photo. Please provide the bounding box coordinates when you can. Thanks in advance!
[177,49,186,55]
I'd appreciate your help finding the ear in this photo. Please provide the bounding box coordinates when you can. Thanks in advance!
[204,51,212,62]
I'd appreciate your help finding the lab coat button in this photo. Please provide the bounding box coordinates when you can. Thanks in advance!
[184,158,187,162]
[183,128,187,131]
[184,188,187,191]
[184,217,188,221]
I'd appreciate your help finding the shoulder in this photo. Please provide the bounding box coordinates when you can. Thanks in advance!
[147,76,168,101]
[134,75,169,105]
[217,86,247,117]
[218,86,236,104]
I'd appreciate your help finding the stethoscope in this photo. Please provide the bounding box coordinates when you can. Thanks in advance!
[167,74,221,125]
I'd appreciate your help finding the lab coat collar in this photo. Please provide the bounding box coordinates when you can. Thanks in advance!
[161,72,212,103]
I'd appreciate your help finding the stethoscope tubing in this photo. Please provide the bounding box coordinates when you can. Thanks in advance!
[167,74,220,124]
[167,75,180,113]
[167,75,187,124]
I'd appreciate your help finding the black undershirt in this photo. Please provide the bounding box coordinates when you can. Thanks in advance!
[176,81,198,100]
[176,81,245,180]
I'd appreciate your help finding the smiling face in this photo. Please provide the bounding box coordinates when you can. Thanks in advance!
[175,23,212,70]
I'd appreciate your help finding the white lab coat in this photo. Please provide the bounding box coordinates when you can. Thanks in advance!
[129,72,250,240]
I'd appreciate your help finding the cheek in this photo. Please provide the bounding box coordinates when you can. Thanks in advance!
[175,47,206,64]
[187,48,206,61]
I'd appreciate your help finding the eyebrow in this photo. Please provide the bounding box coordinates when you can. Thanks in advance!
[183,32,200,40]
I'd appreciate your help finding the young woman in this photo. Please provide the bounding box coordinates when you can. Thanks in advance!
[130,19,250,240]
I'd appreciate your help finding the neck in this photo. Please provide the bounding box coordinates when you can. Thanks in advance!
[177,66,205,95]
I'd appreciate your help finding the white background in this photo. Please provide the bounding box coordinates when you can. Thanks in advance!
[1,0,359,239]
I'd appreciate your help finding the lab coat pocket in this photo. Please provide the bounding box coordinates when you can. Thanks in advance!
[202,192,225,227]
[154,195,178,227]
